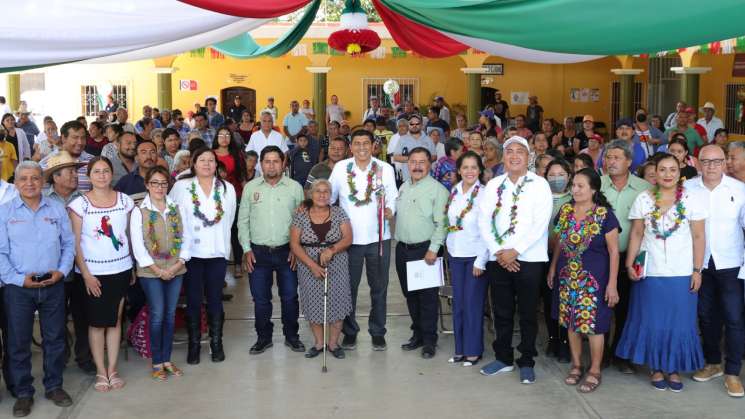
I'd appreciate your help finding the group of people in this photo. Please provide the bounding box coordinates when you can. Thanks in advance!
[1,88,744,418]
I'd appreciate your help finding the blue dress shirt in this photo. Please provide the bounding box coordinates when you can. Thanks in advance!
[0,196,75,287]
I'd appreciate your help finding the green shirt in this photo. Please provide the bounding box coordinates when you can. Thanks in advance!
[394,175,449,253]
[237,175,304,252]
[669,126,704,153]
[600,173,651,252]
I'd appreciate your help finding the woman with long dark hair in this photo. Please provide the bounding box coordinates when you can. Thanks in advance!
[212,126,248,276]
[2,113,31,161]
[616,153,706,392]
[547,168,620,393]
[445,151,489,366]
[169,147,236,365]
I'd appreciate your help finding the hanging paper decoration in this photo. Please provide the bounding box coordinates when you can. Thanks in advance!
[209,48,225,59]
[383,79,400,106]
[312,42,329,55]
[328,0,381,56]
[190,48,206,58]
[370,46,386,59]
[291,43,307,56]
[391,47,407,58]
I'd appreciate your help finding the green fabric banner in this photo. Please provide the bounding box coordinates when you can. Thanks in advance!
[379,0,745,55]
[212,0,320,58]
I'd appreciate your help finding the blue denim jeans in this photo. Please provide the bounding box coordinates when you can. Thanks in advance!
[4,281,66,398]
[140,276,183,365]
[184,258,226,319]
[248,245,299,341]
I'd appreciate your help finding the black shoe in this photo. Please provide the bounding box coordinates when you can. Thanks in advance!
[421,345,436,359]
[285,338,306,353]
[12,398,33,418]
[401,337,423,351]
[208,312,226,362]
[557,340,571,364]
[44,389,72,407]
[305,346,323,358]
[329,346,345,359]
[249,339,273,355]
[341,334,357,350]
[77,361,97,376]
[371,336,387,351]
[185,315,201,365]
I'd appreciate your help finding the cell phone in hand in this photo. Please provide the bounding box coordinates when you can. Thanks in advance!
[32,273,52,282]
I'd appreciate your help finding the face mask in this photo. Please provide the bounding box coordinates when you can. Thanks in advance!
[636,113,647,123]
[547,176,568,193]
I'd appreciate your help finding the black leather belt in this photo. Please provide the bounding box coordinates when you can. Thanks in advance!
[399,241,429,250]
[251,243,290,253]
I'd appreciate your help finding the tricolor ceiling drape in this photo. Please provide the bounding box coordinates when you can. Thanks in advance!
[2,0,745,71]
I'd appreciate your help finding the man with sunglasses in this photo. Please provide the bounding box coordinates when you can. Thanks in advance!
[392,115,436,182]
[685,144,745,398]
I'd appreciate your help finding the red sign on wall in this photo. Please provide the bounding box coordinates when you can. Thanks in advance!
[180,80,199,91]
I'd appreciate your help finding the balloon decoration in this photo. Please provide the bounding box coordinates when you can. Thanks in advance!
[328,0,381,56]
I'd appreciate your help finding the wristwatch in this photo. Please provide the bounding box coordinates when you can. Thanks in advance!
[692,267,702,274]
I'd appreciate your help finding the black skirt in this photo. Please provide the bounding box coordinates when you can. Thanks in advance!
[77,269,131,328]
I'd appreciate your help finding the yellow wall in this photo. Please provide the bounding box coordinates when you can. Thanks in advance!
[696,53,745,115]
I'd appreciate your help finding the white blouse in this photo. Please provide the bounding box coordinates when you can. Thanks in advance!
[169,176,236,260]
[445,182,489,269]
[0,181,17,206]
[68,192,134,275]
[130,195,192,269]
[628,187,708,277]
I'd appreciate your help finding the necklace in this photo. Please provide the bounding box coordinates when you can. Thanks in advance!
[445,183,480,233]
[346,161,380,206]
[189,180,224,227]
[491,176,533,245]
[650,185,686,240]
[147,203,183,259]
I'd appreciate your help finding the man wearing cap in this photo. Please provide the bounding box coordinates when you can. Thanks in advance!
[697,102,724,144]
[227,96,247,124]
[0,161,75,416]
[40,121,93,192]
[260,96,278,125]
[394,146,449,359]
[668,109,704,154]
[685,144,745,397]
[362,96,383,123]
[478,136,552,384]
[42,152,96,375]
[392,115,436,182]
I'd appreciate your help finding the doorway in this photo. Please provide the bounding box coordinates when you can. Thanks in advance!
[220,87,256,121]
[481,87,497,111]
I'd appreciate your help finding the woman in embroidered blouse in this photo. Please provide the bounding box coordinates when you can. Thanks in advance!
[130,166,191,381]
[68,156,134,393]
[445,151,489,366]
[616,153,706,392]
[169,147,236,365]
[547,168,620,393]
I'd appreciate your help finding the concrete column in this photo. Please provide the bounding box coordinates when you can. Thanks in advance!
[6,74,20,111]
[461,67,488,126]
[154,67,175,110]
[306,66,331,137]
[611,69,644,118]
[670,67,712,112]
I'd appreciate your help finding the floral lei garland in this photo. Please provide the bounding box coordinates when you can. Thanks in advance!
[554,203,607,334]
[491,177,533,245]
[189,181,224,227]
[147,204,182,260]
[650,184,686,240]
[445,183,480,233]
[346,161,380,207]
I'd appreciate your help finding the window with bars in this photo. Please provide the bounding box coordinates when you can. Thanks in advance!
[725,84,745,135]
[81,84,128,117]
[610,81,644,128]
[362,77,418,111]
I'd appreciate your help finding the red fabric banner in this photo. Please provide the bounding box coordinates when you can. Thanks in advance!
[179,0,311,18]
[372,0,468,58]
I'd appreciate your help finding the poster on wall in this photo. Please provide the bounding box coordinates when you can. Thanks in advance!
[590,89,600,102]
[570,88,580,102]
[579,88,590,102]
[510,92,529,105]
[180,80,198,91]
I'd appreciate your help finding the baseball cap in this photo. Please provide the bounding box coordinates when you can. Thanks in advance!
[503,135,529,151]
[684,106,696,114]
[615,117,634,129]
[582,114,594,122]
[589,133,604,143]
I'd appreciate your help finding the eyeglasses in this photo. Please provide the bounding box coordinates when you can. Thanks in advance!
[148,181,169,189]
[700,159,725,167]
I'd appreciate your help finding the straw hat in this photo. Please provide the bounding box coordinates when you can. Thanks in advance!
[44,151,85,181]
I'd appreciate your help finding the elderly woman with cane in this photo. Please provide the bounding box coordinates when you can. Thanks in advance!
[290,179,353,362]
